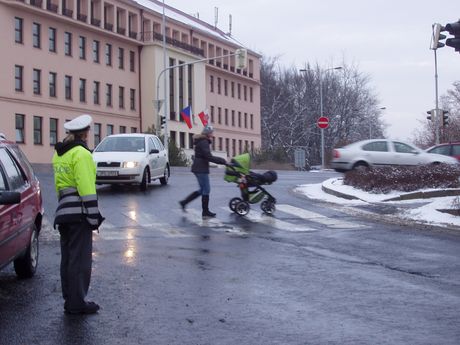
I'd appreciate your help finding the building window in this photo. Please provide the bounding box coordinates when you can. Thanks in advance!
[130,88,135,110]
[105,43,112,66]
[217,77,221,94]
[210,75,214,93]
[178,63,184,111]
[50,118,58,145]
[118,47,124,69]
[94,123,101,146]
[218,137,223,151]
[49,72,57,97]
[238,111,241,127]
[231,81,235,98]
[210,106,215,123]
[244,113,248,128]
[15,114,25,143]
[129,51,135,72]
[188,133,193,149]
[79,36,86,59]
[224,79,228,96]
[237,83,241,99]
[119,125,126,133]
[218,107,221,124]
[64,32,72,56]
[169,58,175,120]
[106,83,112,106]
[93,81,100,104]
[231,110,235,126]
[15,65,23,92]
[179,132,185,149]
[65,75,72,100]
[33,116,42,145]
[250,87,253,102]
[188,65,193,107]
[225,138,229,156]
[15,17,23,44]
[250,114,254,129]
[130,127,137,133]
[93,40,100,63]
[33,22,41,48]
[244,85,247,101]
[224,108,228,125]
[79,78,86,102]
[33,69,41,95]
[119,86,124,108]
[49,27,56,52]
[107,124,114,136]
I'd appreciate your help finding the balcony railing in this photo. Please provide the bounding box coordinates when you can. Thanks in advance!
[91,18,101,27]
[146,32,204,56]
[63,8,73,17]
[77,13,87,22]
[30,0,42,7]
[104,22,113,31]
[129,31,137,39]
[46,1,58,12]
[117,27,126,35]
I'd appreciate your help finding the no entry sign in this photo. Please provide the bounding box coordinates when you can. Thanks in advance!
[317,116,329,129]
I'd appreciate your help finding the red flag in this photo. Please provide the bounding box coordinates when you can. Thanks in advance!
[198,109,209,126]
[180,106,193,129]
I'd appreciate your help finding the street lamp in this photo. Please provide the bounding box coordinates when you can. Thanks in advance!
[300,66,342,169]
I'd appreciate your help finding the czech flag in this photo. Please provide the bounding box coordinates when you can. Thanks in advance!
[180,106,193,129]
[198,109,209,126]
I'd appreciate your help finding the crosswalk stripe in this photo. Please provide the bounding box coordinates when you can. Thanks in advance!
[276,204,366,229]
[223,207,317,232]
[184,209,247,235]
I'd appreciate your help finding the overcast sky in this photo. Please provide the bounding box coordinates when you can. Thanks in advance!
[165,0,460,141]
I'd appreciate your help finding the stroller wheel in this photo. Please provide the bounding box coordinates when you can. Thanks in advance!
[235,201,250,216]
[229,197,242,212]
[261,200,276,215]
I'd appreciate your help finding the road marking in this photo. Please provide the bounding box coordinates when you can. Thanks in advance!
[276,204,366,229]
[183,209,248,235]
[224,207,317,232]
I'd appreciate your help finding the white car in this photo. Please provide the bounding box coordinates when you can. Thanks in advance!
[331,139,458,172]
[93,134,170,190]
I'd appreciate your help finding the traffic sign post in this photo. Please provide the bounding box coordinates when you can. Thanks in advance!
[317,116,329,170]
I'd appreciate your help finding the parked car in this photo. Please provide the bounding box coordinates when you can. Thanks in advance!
[426,142,460,162]
[331,139,458,172]
[92,134,170,190]
[0,135,43,278]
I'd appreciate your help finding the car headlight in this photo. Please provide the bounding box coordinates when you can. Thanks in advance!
[122,161,139,168]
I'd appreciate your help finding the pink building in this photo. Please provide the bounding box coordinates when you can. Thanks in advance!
[0,0,261,163]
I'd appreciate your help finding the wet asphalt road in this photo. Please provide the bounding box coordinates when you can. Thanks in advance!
[0,166,459,345]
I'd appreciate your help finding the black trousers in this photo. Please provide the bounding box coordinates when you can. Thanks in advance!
[58,221,93,310]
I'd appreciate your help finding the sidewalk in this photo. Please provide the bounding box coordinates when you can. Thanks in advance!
[295,177,460,230]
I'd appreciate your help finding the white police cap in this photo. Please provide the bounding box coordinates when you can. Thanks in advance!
[64,114,93,132]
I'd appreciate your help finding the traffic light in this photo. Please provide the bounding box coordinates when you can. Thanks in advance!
[160,116,166,129]
[235,48,247,69]
[431,23,446,49]
[426,109,434,121]
[441,110,449,126]
[445,20,460,52]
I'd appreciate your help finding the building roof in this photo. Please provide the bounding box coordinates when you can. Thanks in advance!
[131,0,256,54]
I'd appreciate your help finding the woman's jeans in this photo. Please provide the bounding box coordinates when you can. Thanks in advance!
[194,173,210,196]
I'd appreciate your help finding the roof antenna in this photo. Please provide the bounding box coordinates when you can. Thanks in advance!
[214,7,218,29]
[228,14,232,36]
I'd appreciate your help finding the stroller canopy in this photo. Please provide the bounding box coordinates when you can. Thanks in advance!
[224,153,251,183]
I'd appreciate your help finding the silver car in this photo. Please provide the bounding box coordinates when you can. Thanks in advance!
[93,134,170,191]
[331,139,458,172]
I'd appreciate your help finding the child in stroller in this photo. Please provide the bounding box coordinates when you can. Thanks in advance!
[224,153,277,215]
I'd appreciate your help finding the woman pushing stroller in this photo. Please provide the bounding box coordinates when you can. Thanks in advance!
[179,125,227,218]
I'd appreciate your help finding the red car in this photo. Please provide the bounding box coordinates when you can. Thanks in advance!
[426,142,460,162]
[0,136,43,278]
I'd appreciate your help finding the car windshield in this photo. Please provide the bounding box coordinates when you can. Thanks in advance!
[95,137,145,152]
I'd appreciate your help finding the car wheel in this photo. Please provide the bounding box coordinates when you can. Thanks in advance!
[14,224,39,279]
[352,162,369,171]
[160,165,170,185]
[229,197,242,211]
[140,167,149,191]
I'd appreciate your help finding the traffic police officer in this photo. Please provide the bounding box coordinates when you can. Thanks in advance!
[53,114,104,314]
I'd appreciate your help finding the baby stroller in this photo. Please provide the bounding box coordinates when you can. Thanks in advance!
[224,153,277,216]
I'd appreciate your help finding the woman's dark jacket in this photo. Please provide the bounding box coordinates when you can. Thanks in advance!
[191,134,226,173]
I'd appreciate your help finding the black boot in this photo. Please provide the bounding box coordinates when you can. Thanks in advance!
[179,191,201,212]
[202,195,216,218]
